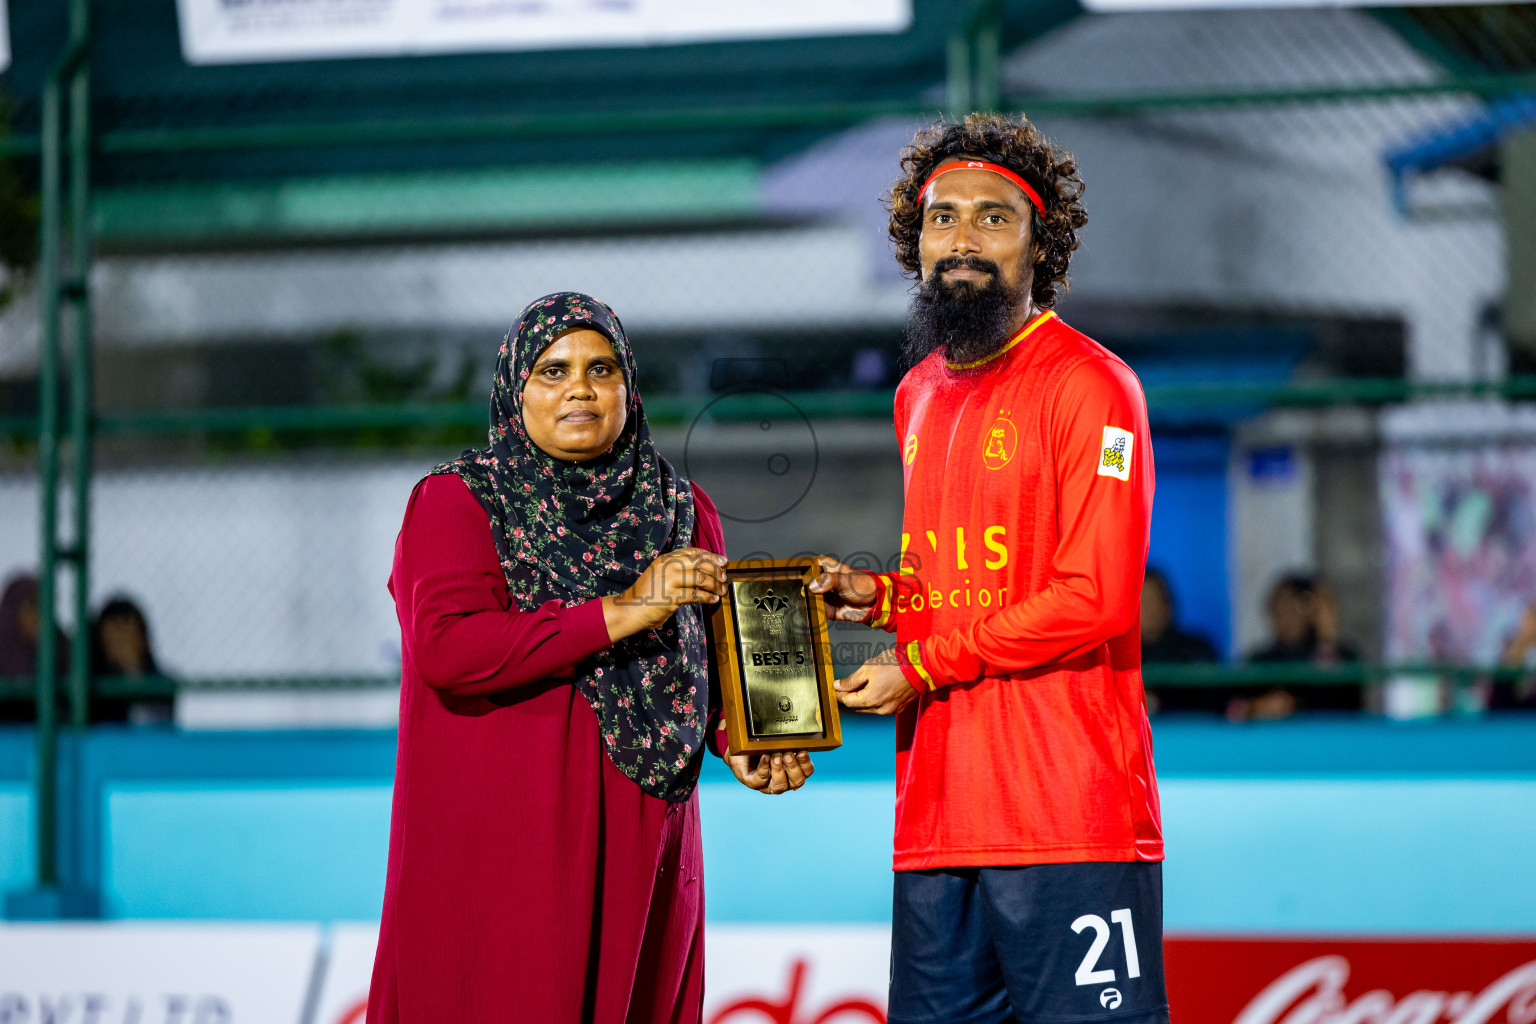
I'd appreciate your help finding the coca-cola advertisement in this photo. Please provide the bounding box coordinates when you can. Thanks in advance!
[5,925,1533,1024]
[1166,939,1536,1024]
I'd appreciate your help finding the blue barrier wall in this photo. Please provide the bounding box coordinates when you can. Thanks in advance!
[1146,434,1230,659]
[2,716,1534,931]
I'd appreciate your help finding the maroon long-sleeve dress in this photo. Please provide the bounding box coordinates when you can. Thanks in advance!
[367,473,726,1024]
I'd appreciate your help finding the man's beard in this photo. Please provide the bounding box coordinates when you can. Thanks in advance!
[903,257,1030,371]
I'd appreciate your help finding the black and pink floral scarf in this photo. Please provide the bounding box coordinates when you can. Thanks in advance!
[432,292,708,802]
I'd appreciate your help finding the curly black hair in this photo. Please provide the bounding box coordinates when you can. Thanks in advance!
[888,113,1088,311]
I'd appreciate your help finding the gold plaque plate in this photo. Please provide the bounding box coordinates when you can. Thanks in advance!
[729,577,824,736]
[705,558,843,756]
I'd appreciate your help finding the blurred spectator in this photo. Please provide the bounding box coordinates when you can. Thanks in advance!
[1142,569,1218,663]
[1489,605,1536,710]
[1140,569,1222,714]
[1235,573,1362,721]
[89,596,174,725]
[0,574,69,723]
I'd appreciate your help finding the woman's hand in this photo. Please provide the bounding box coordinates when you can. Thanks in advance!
[808,555,878,623]
[726,750,814,794]
[601,548,727,643]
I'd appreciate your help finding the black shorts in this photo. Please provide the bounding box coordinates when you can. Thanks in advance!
[888,861,1170,1024]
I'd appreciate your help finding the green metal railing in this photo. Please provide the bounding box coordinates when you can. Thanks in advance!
[6,375,1536,446]
[15,0,93,913]
[4,73,1536,161]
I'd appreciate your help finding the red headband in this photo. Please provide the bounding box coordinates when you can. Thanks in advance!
[919,160,1045,214]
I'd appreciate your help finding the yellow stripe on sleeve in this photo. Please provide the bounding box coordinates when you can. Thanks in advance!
[907,641,937,691]
[869,575,894,629]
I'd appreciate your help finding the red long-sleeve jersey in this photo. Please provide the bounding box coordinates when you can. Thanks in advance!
[864,309,1163,870]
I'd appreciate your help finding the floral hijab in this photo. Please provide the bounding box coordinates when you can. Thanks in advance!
[432,292,708,802]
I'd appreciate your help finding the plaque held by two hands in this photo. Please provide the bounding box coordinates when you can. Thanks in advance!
[705,558,843,756]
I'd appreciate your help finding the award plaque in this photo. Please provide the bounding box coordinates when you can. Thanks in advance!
[706,558,842,756]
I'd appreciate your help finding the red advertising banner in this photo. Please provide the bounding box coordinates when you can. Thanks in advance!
[1166,938,1536,1024]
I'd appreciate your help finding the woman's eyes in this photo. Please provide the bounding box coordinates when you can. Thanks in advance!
[537,364,615,380]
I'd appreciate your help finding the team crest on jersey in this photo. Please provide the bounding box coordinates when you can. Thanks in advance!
[1098,426,1133,481]
[904,432,919,465]
[982,417,1018,470]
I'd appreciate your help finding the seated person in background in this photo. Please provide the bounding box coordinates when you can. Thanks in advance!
[1236,573,1361,721]
[89,596,174,725]
[1492,604,1536,710]
[0,574,69,723]
[1141,568,1222,713]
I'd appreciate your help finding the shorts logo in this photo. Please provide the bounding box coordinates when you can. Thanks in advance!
[1098,426,1133,482]
[1100,988,1123,1009]
[904,432,919,465]
[982,417,1018,470]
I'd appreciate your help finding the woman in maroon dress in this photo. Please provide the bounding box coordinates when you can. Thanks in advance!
[367,293,812,1024]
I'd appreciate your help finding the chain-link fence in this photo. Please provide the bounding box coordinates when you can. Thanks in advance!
[2,5,1535,722]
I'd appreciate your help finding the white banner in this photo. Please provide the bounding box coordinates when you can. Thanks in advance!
[0,923,322,1024]
[312,924,378,1024]
[175,0,912,65]
[314,923,890,1024]
[1086,0,1499,10]
[703,925,890,1024]
[0,921,887,1024]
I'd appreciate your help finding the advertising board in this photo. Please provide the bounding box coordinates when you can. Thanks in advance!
[175,0,912,65]
[4,923,1532,1024]
[0,923,322,1024]
[1167,938,1536,1024]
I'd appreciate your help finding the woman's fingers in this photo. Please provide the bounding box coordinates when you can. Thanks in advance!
[658,550,727,602]
[782,751,813,789]
[749,755,772,790]
[730,753,771,790]
[750,754,773,790]
[691,559,726,595]
[730,751,814,795]
[765,754,790,794]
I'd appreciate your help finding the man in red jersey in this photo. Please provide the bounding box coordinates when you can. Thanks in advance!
[812,113,1167,1024]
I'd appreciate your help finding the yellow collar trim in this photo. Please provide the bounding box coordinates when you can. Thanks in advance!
[944,309,1056,371]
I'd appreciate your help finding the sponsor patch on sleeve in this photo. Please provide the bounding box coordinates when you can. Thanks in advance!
[1098,426,1133,481]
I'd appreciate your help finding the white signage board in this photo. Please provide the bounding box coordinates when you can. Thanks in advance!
[0,923,322,1024]
[175,0,913,65]
[704,925,890,1023]
[1087,0,1501,10]
[312,923,379,1024]
[314,922,889,1024]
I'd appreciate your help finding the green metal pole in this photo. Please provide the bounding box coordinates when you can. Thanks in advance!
[972,1,1002,113]
[66,0,93,731]
[946,32,972,120]
[33,79,64,889]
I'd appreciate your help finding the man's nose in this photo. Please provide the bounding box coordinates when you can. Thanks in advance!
[950,223,981,254]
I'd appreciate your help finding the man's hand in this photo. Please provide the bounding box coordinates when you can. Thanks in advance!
[808,555,878,623]
[835,652,917,715]
[726,750,815,794]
